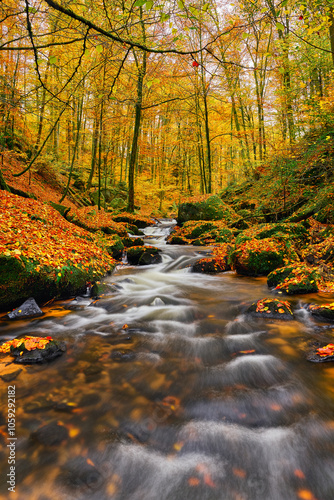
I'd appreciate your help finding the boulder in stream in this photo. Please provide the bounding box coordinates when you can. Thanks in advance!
[246,298,294,320]
[267,265,319,294]
[230,238,288,276]
[307,343,334,362]
[192,257,230,274]
[308,303,334,322]
[0,336,66,364]
[126,245,162,265]
[6,297,44,320]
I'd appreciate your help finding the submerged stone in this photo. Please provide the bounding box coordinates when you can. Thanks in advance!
[32,422,69,446]
[110,349,136,362]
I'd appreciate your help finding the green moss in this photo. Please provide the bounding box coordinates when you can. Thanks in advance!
[268,265,319,294]
[0,256,115,312]
[231,238,287,276]
[177,195,239,225]
[106,235,124,259]
[127,245,161,265]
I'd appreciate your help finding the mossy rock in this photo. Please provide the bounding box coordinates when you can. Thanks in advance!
[0,255,114,312]
[11,340,66,364]
[187,222,216,239]
[106,235,124,260]
[230,238,287,276]
[192,238,207,246]
[267,265,318,295]
[308,303,334,322]
[246,298,294,320]
[177,195,239,225]
[125,223,142,235]
[192,257,230,274]
[126,246,162,266]
[168,235,189,245]
[167,220,233,246]
[235,222,308,247]
[121,237,145,248]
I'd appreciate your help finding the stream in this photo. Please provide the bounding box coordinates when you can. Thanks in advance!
[1,219,334,500]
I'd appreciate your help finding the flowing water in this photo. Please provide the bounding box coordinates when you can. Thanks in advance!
[1,220,334,500]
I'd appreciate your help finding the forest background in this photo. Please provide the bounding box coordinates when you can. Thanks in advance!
[0,0,334,215]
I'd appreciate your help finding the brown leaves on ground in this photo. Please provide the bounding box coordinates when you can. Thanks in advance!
[0,190,115,275]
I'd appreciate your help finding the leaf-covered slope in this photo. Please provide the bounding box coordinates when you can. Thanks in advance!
[0,190,116,311]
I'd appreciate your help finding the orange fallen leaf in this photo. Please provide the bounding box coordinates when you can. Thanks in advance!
[232,468,247,479]
[188,477,200,487]
[297,489,316,500]
[294,469,306,479]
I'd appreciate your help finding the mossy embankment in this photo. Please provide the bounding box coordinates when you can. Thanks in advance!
[173,127,334,290]
[0,191,149,312]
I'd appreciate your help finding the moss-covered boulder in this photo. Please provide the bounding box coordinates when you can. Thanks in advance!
[0,191,116,311]
[308,303,334,322]
[230,238,287,276]
[235,222,308,248]
[246,298,294,320]
[167,220,234,246]
[267,265,318,294]
[126,246,162,266]
[0,335,66,364]
[192,257,230,274]
[168,235,189,245]
[177,195,239,225]
[121,237,145,248]
[302,236,334,266]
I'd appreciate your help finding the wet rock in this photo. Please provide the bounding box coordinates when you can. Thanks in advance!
[126,246,162,266]
[0,366,22,382]
[246,297,294,320]
[110,349,136,362]
[308,303,334,322]
[24,398,55,413]
[57,456,103,490]
[6,297,44,320]
[151,298,165,306]
[192,257,230,274]
[83,364,103,381]
[108,335,132,345]
[307,344,334,363]
[32,422,69,446]
[79,393,101,407]
[12,340,66,364]
[267,265,319,294]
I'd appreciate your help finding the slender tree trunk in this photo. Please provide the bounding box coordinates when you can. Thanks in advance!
[127,50,146,212]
